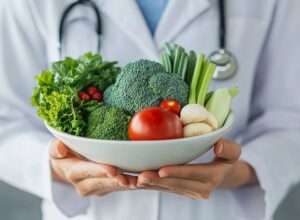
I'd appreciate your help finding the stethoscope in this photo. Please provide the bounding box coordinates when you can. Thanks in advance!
[209,0,238,80]
[58,0,238,80]
[58,0,102,59]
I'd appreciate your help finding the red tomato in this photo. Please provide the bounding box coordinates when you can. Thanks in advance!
[128,107,183,140]
[87,86,98,96]
[79,91,90,101]
[92,92,102,102]
[160,99,181,116]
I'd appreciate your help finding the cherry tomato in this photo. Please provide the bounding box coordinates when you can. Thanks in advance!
[160,99,181,116]
[87,86,98,96]
[92,92,102,102]
[79,91,90,101]
[128,107,183,140]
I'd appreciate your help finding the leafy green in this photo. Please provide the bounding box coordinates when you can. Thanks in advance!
[31,53,121,136]
[85,105,131,140]
[51,52,121,92]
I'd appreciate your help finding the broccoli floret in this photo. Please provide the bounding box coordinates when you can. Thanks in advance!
[149,73,188,106]
[104,59,189,114]
[85,105,131,140]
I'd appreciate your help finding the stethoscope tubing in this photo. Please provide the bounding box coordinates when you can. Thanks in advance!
[218,0,226,49]
[58,0,237,80]
[58,0,102,59]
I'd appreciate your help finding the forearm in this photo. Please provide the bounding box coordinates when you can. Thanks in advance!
[219,160,258,189]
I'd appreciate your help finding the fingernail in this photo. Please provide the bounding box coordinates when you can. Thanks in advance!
[118,182,127,187]
[141,178,150,184]
[107,173,114,178]
[57,143,67,156]
[137,178,150,187]
[216,142,223,154]
[159,172,168,178]
[129,184,137,189]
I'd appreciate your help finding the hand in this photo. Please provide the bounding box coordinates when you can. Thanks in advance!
[50,140,137,197]
[137,139,257,199]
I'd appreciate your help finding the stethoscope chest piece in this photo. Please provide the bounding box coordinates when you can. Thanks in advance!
[209,49,238,80]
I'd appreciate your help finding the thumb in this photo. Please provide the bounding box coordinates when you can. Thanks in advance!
[213,139,241,164]
[49,140,69,159]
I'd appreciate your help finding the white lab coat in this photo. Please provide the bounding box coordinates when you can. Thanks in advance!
[0,0,300,219]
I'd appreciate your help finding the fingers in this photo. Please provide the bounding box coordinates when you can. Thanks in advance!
[75,177,125,196]
[140,177,205,192]
[214,139,241,163]
[137,172,210,199]
[56,159,118,183]
[138,171,160,183]
[49,140,69,159]
[75,174,138,196]
[126,175,138,189]
[158,164,217,182]
[144,186,207,199]
[141,185,191,197]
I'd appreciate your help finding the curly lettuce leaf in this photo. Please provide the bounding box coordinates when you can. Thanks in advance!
[31,53,121,136]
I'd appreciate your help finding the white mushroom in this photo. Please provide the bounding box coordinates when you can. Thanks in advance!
[183,123,213,138]
[204,112,218,130]
[180,104,209,125]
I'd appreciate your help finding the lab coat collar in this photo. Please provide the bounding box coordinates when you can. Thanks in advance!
[98,0,210,58]
[99,0,158,59]
[155,0,211,50]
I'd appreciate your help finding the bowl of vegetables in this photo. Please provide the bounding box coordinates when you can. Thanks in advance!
[32,43,238,172]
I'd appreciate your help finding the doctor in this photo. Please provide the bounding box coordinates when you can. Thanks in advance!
[0,0,300,220]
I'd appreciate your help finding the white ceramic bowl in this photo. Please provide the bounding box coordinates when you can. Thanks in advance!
[45,111,234,172]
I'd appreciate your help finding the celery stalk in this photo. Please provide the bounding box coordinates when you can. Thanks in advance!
[188,53,204,104]
[196,59,209,96]
[196,63,216,105]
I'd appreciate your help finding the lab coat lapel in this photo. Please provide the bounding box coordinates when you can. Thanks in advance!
[155,0,211,49]
[99,0,158,58]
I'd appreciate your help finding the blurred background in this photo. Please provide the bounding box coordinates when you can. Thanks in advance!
[1,180,300,220]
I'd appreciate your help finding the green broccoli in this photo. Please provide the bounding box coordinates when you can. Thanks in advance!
[85,105,131,140]
[103,59,189,114]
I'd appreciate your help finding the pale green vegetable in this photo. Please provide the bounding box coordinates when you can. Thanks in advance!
[196,59,209,96]
[179,53,188,80]
[160,43,197,86]
[196,62,216,105]
[188,53,204,104]
[186,51,197,84]
[204,91,214,104]
[173,46,184,74]
[161,53,172,73]
[205,87,238,128]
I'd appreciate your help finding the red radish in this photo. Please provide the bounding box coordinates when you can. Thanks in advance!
[87,86,98,96]
[92,92,102,102]
[79,91,90,101]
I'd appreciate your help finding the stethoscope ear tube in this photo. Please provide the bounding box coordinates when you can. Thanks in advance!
[58,0,102,59]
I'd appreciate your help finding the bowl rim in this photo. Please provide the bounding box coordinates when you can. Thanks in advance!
[45,110,234,144]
